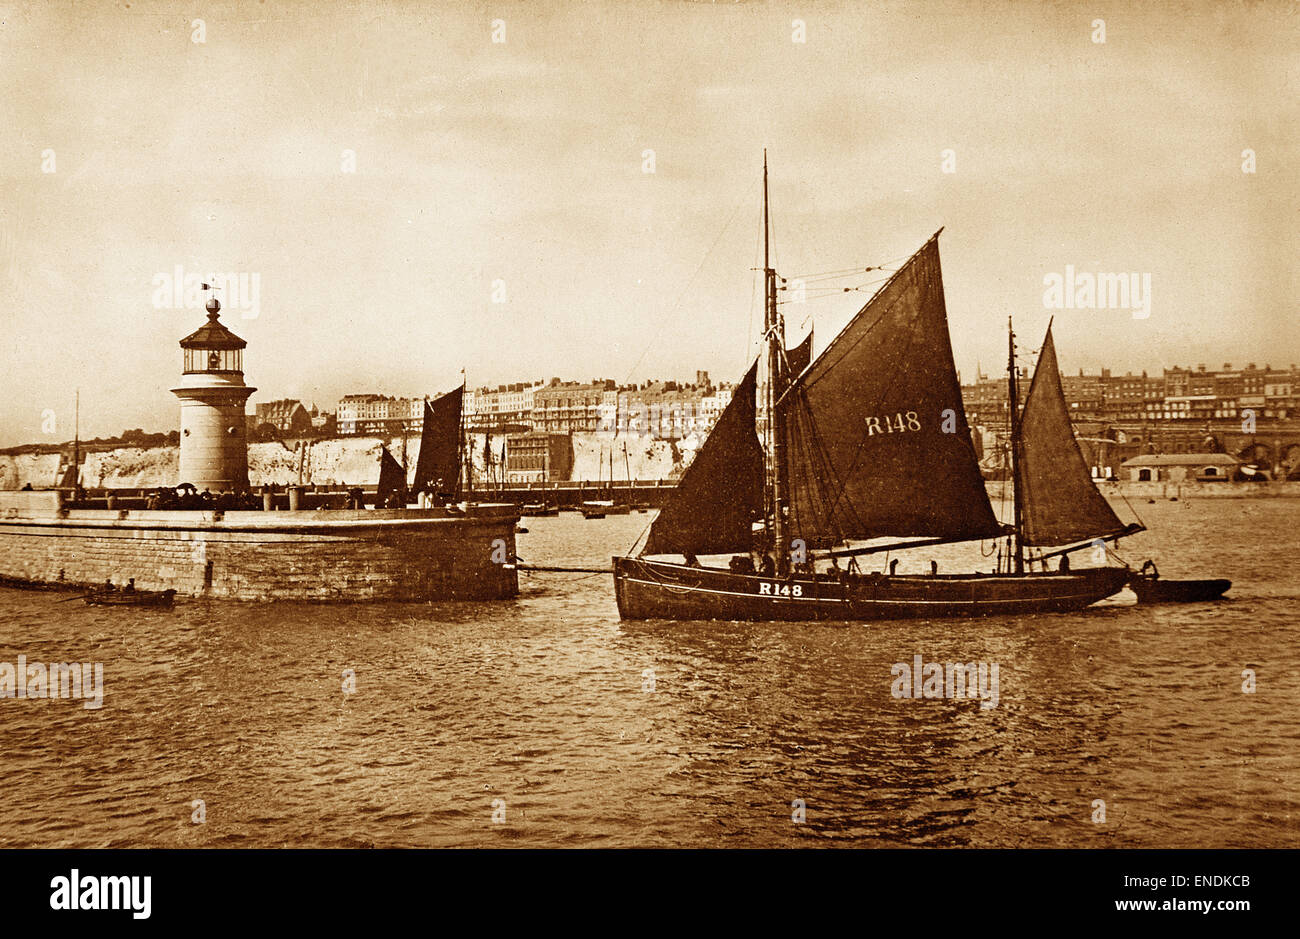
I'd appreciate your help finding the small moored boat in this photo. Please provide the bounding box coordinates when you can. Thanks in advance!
[580,501,630,519]
[84,588,177,608]
[1129,563,1230,603]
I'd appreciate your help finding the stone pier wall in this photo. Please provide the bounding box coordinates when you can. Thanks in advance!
[0,493,518,601]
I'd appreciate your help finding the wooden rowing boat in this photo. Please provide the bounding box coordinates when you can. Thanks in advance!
[1129,575,1231,603]
[83,588,177,608]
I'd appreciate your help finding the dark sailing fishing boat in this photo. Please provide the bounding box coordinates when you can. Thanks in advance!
[373,385,463,506]
[613,156,1138,621]
[412,384,464,504]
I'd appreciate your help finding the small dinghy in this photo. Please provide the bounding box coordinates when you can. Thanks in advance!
[83,587,177,608]
[1130,561,1230,603]
[579,500,629,519]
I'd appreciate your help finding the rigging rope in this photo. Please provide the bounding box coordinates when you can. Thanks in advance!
[619,184,752,388]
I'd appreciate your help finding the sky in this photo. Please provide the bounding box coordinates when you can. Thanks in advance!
[1,0,1296,445]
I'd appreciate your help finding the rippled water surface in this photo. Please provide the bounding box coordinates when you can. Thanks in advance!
[1,499,1297,847]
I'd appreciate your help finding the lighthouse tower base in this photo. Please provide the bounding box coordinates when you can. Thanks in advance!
[171,378,255,492]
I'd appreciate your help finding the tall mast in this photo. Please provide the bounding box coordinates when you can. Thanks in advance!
[72,388,79,491]
[459,374,470,500]
[1006,317,1025,574]
[764,151,789,574]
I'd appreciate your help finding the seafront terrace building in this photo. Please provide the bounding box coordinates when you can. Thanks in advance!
[531,379,617,433]
[962,362,1300,426]
[336,394,425,435]
[597,375,734,440]
[962,361,1300,477]
[464,382,544,432]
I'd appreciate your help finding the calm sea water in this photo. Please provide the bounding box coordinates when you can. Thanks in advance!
[1,498,1297,848]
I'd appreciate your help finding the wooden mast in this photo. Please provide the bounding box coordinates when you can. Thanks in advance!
[1007,317,1025,573]
[764,152,789,574]
[72,388,79,492]
[459,374,470,500]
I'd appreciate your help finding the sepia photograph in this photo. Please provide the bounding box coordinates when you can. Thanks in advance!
[0,0,1294,921]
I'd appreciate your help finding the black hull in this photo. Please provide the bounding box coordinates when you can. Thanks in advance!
[521,505,559,517]
[84,589,176,608]
[1129,576,1231,603]
[613,557,1130,622]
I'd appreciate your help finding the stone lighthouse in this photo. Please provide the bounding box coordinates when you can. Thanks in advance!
[171,297,256,491]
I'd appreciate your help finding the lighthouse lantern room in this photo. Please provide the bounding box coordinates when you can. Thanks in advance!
[170,297,256,492]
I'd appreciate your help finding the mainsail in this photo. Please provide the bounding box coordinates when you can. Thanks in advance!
[642,361,764,556]
[778,233,1002,547]
[1016,324,1128,546]
[412,385,463,499]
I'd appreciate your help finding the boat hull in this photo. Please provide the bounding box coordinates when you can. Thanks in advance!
[84,589,176,608]
[1129,576,1231,603]
[613,557,1130,621]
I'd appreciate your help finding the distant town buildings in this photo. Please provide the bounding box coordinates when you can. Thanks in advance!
[533,379,617,433]
[1120,453,1241,483]
[254,399,313,436]
[221,360,1300,481]
[242,361,1300,458]
[464,382,543,432]
[328,371,735,442]
[504,432,573,483]
[336,394,424,436]
[962,361,1300,478]
[961,362,1300,426]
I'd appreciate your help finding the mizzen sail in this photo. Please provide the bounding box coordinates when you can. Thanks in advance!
[778,233,1001,547]
[642,361,763,556]
[1017,324,1127,546]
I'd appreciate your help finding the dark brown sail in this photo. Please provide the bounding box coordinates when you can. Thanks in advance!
[785,331,813,383]
[642,361,763,556]
[778,233,1001,547]
[1017,324,1127,546]
[377,446,405,501]
[412,385,463,499]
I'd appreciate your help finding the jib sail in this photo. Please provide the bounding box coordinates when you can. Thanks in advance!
[642,361,764,556]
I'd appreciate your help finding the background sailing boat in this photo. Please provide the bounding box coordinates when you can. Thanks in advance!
[412,385,464,505]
